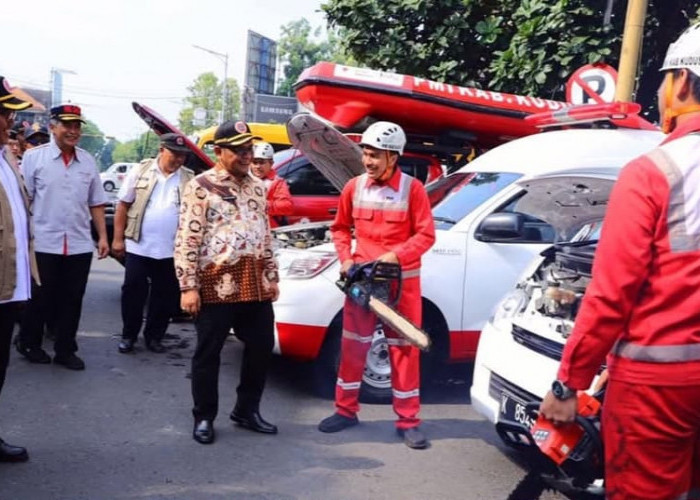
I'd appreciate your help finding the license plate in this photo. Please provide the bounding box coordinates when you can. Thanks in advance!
[499,392,536,430]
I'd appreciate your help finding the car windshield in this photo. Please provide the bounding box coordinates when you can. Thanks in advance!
[428,172,522,230]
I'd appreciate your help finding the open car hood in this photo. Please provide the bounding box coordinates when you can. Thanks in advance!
[286,113,363,191]
[515,168,619,240]
[132,102,214,174]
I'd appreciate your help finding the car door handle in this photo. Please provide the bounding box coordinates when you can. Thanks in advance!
[328,208,337,214]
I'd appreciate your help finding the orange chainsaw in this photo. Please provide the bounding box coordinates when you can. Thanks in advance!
[336,262,431,351]
[498,390,605,498]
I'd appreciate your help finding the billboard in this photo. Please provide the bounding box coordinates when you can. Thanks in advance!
[243,30,277,121]
[254,94,299,123]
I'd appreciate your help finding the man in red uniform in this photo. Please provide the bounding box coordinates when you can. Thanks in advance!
[540,24,700,499]
[250,141,292,228]
[318,121,436,449]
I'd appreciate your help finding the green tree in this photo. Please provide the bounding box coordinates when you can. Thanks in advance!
[78,119,107,167]
[322,0,700,121]
[177,72,241,134]
[112,131,161,163]
[276,18,351,96]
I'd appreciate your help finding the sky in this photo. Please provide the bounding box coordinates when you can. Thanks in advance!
[1,0,327,142]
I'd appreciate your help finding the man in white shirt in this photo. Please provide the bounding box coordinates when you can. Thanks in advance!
[15,104,109,371]
[0,76,41,462]
[112,133,193,354]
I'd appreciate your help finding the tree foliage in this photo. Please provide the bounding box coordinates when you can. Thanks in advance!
[322,0,700,120]
[177,72,241,134]
[111,131,161,163]
[78,119,110,169]
[276,18,351,96]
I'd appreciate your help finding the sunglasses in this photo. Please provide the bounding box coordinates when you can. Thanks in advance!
[221,144,253,155]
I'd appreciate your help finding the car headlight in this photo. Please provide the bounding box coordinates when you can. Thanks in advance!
[490,288,529,331]
[285,251,337,279]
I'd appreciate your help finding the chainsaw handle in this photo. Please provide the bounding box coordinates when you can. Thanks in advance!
[369,261,402,307]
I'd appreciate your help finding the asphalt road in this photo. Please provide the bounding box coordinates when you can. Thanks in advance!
[0,257,563,500]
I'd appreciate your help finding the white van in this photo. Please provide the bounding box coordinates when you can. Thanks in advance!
[100,162,138,192]
[273,114,663,401]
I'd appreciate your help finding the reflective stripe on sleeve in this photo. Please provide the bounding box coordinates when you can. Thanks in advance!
[386,338,412,346]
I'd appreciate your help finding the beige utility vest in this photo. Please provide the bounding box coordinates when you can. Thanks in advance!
[124,158,194,243]
[0,147,40,300]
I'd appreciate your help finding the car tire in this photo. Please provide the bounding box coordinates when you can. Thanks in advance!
[313,302,449,405]
[103,181,115,192]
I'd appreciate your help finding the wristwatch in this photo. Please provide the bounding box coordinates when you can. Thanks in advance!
[551,380,576,400]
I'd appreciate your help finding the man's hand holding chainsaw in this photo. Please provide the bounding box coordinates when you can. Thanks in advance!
[341,253,398,278]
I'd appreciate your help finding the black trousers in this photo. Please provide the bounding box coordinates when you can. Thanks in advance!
[191,301,275,422]
[18,252,92,357]
[0,302,22,395]
[121,253,179,343]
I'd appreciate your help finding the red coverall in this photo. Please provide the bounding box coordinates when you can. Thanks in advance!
[262,173,293,228]
[558,117,700,499]
[330,168,435,429]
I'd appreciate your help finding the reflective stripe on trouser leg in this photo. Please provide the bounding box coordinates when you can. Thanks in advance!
[602,380,700,500]
[335,297,376,418]
[387,276,422,430]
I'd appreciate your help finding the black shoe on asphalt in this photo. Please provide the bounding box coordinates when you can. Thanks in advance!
[14,340,51,364]
[193,420,215,444]
[145,340,166,353]
[53,354,85,371]
[318,413,359,433]
[0,438,28,462]
[230,408,278,434]
[397,427,429,449]
[118,338,135,354]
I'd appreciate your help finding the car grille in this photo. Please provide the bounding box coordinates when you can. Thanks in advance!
[489,372,540,403]
[511,324,563,362]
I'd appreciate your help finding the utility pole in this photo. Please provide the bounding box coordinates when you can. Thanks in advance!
[193,45,229,123]
[50,67,76,106]
[614,0,648,102]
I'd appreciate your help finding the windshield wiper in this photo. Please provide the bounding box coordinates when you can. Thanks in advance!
[553,239,599,248]
[433,216,457,225]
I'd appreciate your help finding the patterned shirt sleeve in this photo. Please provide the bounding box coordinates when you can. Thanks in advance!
[175,177,207,291]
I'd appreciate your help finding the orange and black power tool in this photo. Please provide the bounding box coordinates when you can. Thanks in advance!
[528,391,605,495]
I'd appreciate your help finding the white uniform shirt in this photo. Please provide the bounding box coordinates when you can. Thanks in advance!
[118,159,181,259]
[21,142,108,255]
[0,152,30,303]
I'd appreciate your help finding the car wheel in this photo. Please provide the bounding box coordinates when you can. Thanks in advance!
[103,181,115,192]
[313,313,392,403]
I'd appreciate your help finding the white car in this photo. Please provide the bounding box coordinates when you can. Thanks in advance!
[100,162,138,192]
[274,119,663,401]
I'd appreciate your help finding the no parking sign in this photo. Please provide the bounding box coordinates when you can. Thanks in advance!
[566,63,618,104]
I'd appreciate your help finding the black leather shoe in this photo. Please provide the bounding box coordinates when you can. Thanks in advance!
[397,427,429,449]
[230,409,278,434]
[118,338,135,354]
[145,340,166,353]
[53,354,85,371]
[193,420,214,444]
[318,413,359,433]
[14,339,51,364]
[0,438,28,462]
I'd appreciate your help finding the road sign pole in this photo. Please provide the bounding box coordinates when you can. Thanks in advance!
[614,0,648,102]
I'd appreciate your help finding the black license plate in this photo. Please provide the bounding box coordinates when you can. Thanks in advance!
[499,392,536,430]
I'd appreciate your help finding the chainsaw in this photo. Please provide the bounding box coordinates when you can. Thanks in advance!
[499,389,605,499]
[335,261,431,351]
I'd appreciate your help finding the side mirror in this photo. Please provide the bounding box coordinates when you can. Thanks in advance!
[477,212,525,241]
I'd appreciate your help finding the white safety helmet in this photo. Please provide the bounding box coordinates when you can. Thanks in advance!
[359,121,406,155]
[253,141,275,160]
[660,23,700,77]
